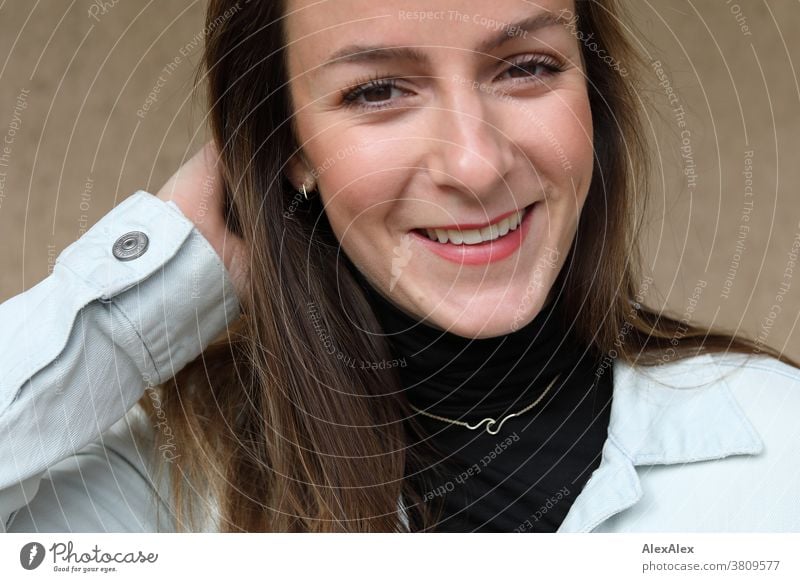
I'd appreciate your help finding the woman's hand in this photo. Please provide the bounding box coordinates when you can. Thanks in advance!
[156,141,248,298]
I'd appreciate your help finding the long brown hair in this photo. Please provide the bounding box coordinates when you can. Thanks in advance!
[139,0,800,532]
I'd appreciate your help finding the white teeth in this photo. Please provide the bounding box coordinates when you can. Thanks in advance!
[497,217,510,237]
[460,229,483,245]
[422,207,527,245]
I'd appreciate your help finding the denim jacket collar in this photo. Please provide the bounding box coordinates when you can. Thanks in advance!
[556,353,765,532]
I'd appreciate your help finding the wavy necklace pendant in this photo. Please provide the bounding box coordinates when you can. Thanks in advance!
[467,413,518,435]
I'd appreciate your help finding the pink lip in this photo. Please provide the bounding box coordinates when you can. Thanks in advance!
[421,207,524,231]
[409,201,538,266]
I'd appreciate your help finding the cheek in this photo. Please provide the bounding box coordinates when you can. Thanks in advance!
[311,140,401,245]
[517,92,594,201]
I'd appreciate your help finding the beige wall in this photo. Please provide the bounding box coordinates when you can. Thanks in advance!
[1,1,798,361]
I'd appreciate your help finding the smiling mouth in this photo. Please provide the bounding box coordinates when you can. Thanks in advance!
[413,203,535,245]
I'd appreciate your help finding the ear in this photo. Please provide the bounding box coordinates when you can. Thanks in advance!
[285,151,313,191]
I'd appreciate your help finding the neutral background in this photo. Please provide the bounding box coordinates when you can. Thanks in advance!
[0,1,798,362]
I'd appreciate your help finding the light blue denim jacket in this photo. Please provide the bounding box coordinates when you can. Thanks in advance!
[1,191,798,533]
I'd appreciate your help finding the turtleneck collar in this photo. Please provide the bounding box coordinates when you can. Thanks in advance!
[352,269,594,421]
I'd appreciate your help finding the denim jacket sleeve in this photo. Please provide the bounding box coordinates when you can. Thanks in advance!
[0,190,240,532]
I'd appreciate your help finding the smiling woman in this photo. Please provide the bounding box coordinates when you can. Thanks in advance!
[132,0,800,533]
[3,0,800,536]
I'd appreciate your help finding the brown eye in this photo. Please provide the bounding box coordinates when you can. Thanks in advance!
[360,84,394,103]
[509,61,548,78]
[501,55,564,84]
[342,78,405,111]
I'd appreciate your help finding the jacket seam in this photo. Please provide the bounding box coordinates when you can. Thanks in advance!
[57,260,104,298]
[101,444,172,514]
[583,436,642,532]
[106,299,162,386]
[607,430,636,463]
[713,361,800,383]
[707,357,767,451]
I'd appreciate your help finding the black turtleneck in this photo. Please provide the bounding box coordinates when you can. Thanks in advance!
[354,272,613,533]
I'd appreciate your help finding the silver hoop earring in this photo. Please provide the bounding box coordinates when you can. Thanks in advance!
[301,184,308,200]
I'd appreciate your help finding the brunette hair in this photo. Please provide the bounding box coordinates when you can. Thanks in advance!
[139,0,800,532]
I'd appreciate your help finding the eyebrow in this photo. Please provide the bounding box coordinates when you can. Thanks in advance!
[320,11,569,70]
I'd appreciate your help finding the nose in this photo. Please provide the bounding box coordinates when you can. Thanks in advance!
[425,79,515,201]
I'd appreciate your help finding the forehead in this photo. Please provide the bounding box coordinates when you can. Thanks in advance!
[285,0,575,69]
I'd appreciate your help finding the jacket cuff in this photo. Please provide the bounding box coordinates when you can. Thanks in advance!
[58,190,241,385]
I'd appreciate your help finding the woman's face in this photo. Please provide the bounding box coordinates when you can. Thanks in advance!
[285,0,593,338]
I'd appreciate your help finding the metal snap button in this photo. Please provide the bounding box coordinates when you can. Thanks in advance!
[112,231,149,261]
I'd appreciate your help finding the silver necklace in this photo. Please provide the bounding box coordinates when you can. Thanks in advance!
[409,372,562,435]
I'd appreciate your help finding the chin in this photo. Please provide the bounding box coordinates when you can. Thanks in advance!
[427,291,550,339]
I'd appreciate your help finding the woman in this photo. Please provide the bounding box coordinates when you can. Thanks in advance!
[2,0,799,533]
